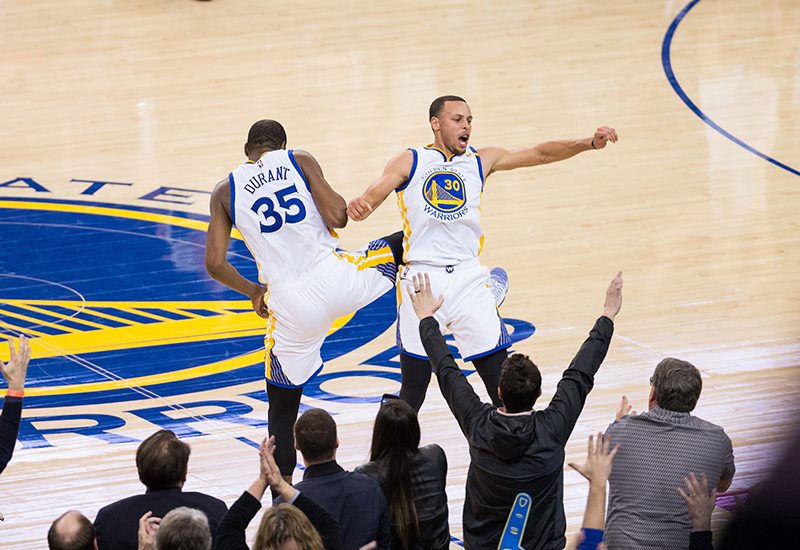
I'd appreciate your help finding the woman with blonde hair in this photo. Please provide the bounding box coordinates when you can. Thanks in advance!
[254,503,324,550]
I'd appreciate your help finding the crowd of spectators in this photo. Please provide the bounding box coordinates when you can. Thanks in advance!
[8,272,797,548]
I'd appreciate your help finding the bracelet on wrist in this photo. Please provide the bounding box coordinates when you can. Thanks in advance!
[7,389,24,398]
[591,138,597,149]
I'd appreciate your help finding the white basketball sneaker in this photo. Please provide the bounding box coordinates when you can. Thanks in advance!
[490,267,509,308]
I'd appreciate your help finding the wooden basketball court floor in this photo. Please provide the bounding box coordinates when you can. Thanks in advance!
[1,0,799,547]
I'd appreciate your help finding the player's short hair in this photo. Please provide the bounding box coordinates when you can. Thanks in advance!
[156,507,212,550]
[47,511,95,550]
[294,408,337,464]
[246,119,287,150]
[650,358,703,412]
[136,429,191,490]
[499,353,542,413]
[429,95,467,120]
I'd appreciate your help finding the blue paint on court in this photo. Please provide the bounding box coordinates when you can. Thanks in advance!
[662,0,799,177]
[1,197,535,409]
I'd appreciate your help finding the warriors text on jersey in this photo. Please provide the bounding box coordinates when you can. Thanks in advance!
[396,145,485,266]
[229,149,337,288]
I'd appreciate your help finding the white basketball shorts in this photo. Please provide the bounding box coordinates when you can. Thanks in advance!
[396,259,511,361]
[263,240,396,387]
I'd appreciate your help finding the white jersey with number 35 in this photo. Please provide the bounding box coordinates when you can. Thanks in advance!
[395,145,485,266]
[229,149,337,287]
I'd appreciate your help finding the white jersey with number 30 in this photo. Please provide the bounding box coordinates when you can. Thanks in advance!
[395,145,485,266]
[229,149,337,288]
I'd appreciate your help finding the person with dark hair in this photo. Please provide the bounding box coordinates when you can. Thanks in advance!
[288,408,391,550]
[355,398,450,549]
[48,510,97,550]
[216,436,341,550]
[406,271,623,550]
[347,95,618,412]
[1,335,30,476]
[603,360,735,550]
[93,430,227,550]
[205,119,404,481]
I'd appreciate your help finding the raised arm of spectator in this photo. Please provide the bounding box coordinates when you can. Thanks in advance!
[568,433,619,549]
[678,473,716,550]
[409,273,491,435]
[541,273,622,445]
[0,335,30,475]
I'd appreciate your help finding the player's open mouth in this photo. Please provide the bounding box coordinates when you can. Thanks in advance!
[458,135,469,147]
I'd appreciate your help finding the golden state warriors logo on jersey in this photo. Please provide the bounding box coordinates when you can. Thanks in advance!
[422,167,469,221]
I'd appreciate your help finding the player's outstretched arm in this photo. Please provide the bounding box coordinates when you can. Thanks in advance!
[347,150,414,222]
[292,150,347,229]
[205,181,269,318]
[478,126,618,177]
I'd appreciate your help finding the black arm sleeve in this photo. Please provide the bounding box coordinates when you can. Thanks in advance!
[215,491,262,550]
[689,530,714,550]
[420,316,492,436]
[293,493,343,550]
[0,396,23,475]
[540,316,614,445]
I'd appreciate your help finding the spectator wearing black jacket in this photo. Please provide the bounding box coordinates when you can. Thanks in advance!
[93,430,227,550]
[406,271,623,550]
[356,397,450,549]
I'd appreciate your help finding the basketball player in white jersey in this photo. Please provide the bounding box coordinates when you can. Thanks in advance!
[347,95,618,411]
[205,120,402,479]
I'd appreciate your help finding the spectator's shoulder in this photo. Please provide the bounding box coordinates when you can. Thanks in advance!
[182,491,228,512]
[94,493,145,521]
[354,460,379,479]
[419,443,447,464]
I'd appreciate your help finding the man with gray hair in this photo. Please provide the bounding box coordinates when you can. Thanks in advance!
[154,507,212,550]
[604,358,736,550]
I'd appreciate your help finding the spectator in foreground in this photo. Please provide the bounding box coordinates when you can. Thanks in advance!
[137,507,211,550]
[1,334,30,476]
[93,430,227,550]
[216,435,341,550]
[355,397,450,549]
[406,271,623,550]
[48,510,97,550]
[289,408,391,550]
[604,359,735,550]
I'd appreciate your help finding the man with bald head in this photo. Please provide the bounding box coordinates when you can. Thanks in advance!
[48,510,97,550]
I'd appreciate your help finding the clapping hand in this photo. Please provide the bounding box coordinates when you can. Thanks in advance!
[137,511,161,550]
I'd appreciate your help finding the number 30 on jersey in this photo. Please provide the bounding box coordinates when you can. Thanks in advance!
[250,184,307,233]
